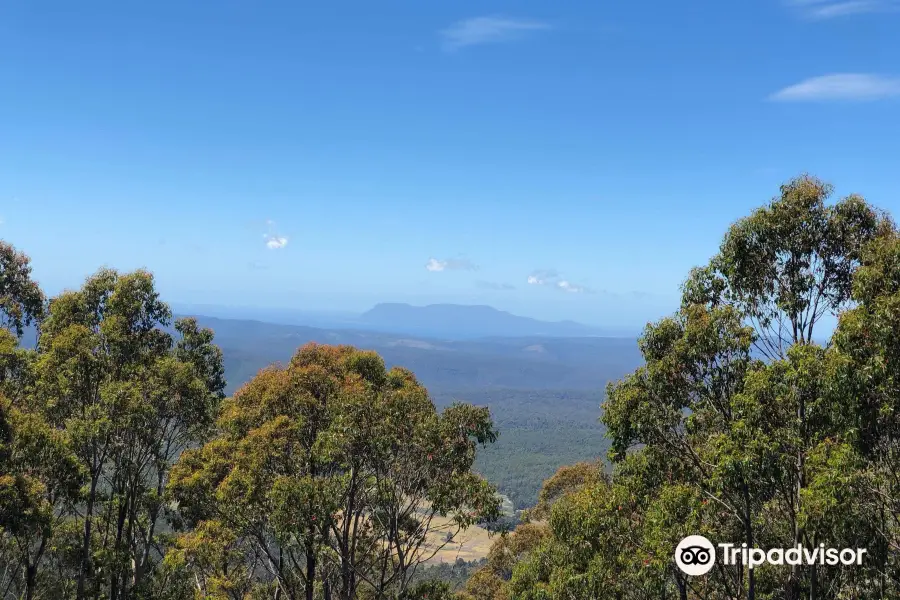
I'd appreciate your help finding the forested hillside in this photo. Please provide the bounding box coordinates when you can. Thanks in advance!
[3,175,900,600]
[185,317,642,397]
[434,389,609,509]
[182,318,634,508]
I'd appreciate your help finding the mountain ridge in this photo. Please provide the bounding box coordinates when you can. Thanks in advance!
[358,302,621,339]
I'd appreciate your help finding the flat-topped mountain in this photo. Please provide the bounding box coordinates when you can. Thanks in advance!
[359,303,613,339]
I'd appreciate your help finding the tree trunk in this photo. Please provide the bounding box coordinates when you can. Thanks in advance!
[809,562,817,600]
[110,487,129,600]
[792,385,807,600]
[676,573,688,600]
[743,483,755,600]
[305,540,316,600]
[24,564,37,600]
[76,475,99,600]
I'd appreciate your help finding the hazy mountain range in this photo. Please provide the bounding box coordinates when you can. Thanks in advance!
[182,314,642,397]
[172,302,639,340]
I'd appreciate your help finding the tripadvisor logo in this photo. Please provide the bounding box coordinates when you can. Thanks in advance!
[675,536,716,576]
[674,536,868,576]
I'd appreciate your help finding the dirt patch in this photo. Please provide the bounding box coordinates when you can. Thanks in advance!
[419,514,496,564]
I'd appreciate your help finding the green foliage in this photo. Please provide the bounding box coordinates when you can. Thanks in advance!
[683,173,891,357]
[0,253,226,600]
[408,559,486,592]
[462,522,551,600]
[0,241,45,338]
[522,460,607,523]
[439,389,611,510]
[491,175,900,600]
[167,343,501,600]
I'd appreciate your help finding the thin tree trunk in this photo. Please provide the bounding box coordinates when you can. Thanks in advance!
[76,475,100,600]
[24,565,36,600]
[743,483,755,600]
[793,385,807,600]
[305,540,316,600]
[111,487,129,600]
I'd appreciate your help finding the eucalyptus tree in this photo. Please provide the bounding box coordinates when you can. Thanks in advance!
[682,174,891,358]
[0,241,44,339]
[33,268,225,600]
[168,343,500,600]
[501,175,895,600]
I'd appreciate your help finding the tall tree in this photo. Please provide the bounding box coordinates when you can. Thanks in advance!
[168,343,500,600]
[33,268,225,600]
[0,394,83,600]
[682,174,891,358]
[503,175,894,600]
[828,229,900,594]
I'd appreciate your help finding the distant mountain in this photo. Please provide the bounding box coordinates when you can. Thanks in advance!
[358,303,618,339]
[165,315,642,396]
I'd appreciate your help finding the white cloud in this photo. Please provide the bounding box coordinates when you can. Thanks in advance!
[265,236,288,249]
[557,280,589,294]
[526,269,560,286]
[262,220,289,250]
[440,16,550,51]
[770,73,900,101]
[787,0,898,18]
[527,269,591,293]
[426,258,446,272]
[426,257,479,272]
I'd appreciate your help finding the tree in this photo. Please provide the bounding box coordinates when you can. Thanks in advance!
[682,174,891,358]
[462,462,603,600]
[461,523,549,600]
[827,229,900,594]
[31,268,225,600]
[168,343,500,600]
[0,241,44,339]
[0,394,83,600]
[522,460,607,523]
[499,175,895,600]
[602,175,893,599]
[0,242,44,390]
[601,304,762,599]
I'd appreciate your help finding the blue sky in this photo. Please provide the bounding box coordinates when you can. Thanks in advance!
[1,0,898,326]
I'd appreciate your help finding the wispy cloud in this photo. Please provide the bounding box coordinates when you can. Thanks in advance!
[527,269,591,293]
[263,219,289,250]
[440,16,550,51]
[556,280,590,294]
[526,269,560,286]
[770,73,900,101]
[476,280,516,291]
[787,0,899,18]
[425,257,479,272]
[265,236,288,249]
